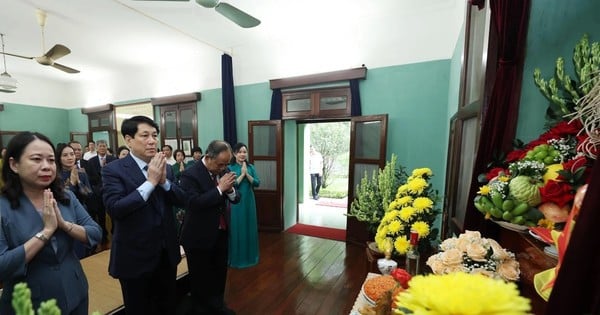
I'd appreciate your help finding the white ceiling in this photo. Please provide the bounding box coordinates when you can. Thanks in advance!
[0,0,465,108]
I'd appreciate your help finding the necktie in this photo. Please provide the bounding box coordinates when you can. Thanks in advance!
[213,174,227,230]
[100,156,106,167]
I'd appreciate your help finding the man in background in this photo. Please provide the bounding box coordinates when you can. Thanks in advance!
[83,141,97,160]
[186,146,203,167]
[85,139,117,247]
[68,140,88,170]
[309,146,323,200]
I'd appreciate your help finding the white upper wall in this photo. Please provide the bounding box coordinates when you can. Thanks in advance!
[0,0,465,109]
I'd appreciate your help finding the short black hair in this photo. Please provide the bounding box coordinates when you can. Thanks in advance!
[121,115,159,139]
[191,146,203,155]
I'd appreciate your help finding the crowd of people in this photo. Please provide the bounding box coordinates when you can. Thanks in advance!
[0,115,262,315]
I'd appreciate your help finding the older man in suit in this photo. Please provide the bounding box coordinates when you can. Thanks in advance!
[179,140,240,315]
[102,116,186,314]
[85,139,117,246]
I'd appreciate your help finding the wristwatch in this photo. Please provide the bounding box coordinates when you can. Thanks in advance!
[35,231,49,242]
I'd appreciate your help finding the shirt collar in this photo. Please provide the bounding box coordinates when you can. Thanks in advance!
[129,152,148,171]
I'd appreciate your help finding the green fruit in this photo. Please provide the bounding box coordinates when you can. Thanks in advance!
[479,196,495,211]
[490,208,503,219]
[511,202,530,216]
[509,175,543,206]
[511,216,526,225]
[502,211,513,221]
[543,156,555,165]
[534,151,548,160]
[502,199,515,212]
[491,193,504,209]
[474,200,487,214]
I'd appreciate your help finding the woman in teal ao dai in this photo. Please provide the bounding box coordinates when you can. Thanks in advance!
[228,142,260,268]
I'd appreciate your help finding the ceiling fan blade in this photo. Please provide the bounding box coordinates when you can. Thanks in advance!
[215,2,260,28]
[0,88,17,93]
[45,44,71,61]
[52,62,80,74]
[0,51,34,60]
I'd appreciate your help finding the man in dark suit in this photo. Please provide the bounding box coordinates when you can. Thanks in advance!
[68,140,88,170]
[102,115,186,314]
[85,139,117,246]
[179,140,240,315]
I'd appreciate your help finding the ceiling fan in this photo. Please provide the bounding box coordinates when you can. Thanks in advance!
[0,9,80,74]
[135,0,261,28]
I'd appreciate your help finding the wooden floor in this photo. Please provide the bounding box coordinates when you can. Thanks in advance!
[194,231,368,315]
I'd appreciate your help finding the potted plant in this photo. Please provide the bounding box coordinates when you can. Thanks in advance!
[347,154,406,235]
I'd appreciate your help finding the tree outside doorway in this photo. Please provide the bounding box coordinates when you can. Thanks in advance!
[310,121,350,198]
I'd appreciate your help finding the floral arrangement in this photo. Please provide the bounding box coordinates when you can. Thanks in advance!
[393,272,531,315]
[473,34,598,229]
[348,154,406,234]
[426,230,520,282]
[474,119,594,227]
[374,167,440,256]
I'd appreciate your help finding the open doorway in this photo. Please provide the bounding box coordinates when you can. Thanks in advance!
[298,121,350,230]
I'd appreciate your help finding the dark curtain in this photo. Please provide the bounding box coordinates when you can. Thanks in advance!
[349,79,362,116]
[221,53,237,145]
[464,0,531,231]
[270,88,282,120]
[547,158,600,314]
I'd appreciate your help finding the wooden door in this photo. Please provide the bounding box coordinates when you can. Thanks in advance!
[346,114,388,245]
[248,120,283,231]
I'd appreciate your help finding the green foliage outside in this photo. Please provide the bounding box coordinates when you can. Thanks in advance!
[310,122,350,188]
[319,174,348,198]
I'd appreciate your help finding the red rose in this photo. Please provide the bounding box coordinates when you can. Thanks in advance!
[546,120,582,138]
[391,268,412,289]
[539,180,574,208]
[506,149,526,163]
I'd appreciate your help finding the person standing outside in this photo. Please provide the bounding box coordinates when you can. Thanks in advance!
[179,140,240,315]
[102,116,187,314]
[309,145,323,200]
[228,142,260,269]
[83,141,97,160]
[0,132,101,314]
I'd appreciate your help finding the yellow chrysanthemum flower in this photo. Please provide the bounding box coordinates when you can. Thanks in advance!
[394,273,531,315]
[411,221,430,238]
[412,197,433,211]
[396,196,413,207]
[399,206,416,221]
[478,185,491,195]
[394,236,410,255]
[412,167,433,177]
[407,177,428,194]
[397,184,409,195]
[388,220,402,233]
[388,200,400,211]
[498,175,510,182]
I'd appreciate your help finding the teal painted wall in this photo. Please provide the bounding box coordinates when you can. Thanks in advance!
[360,61,451,193]
[517,0,600,143]
[0,103,70,145]
[67,108,89,133]
[196,89,225,148]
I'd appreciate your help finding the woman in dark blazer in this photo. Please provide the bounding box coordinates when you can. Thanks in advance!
[0,132,102,315]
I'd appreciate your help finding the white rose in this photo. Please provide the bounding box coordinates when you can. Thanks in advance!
[441,248,463,266]
[466,243,488,262]
[497,259,520,281]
